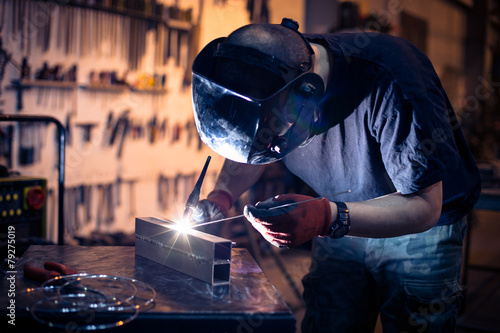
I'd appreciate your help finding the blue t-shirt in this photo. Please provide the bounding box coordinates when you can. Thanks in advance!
[283,32,481,225]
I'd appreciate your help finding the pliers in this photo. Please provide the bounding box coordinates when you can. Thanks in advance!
[23,261,77,282]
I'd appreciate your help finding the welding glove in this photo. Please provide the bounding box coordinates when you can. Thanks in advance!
[193,190,233,223]
[244,194,332,248]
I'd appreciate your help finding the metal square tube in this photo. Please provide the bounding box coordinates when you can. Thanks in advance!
[135,217,232,285]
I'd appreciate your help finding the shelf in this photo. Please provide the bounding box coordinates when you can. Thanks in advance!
[130,88,167,94]
[8,80,167,96]
[36,0,193,31]
[75,122,99,127]
[79,84,129,92]
[165,19,192,31]
[79,84,167,94]
[9,79,77,89]
[46,0,163,23]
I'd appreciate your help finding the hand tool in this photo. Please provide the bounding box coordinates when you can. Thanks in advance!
[65,113,72,146]
[84,185,92,224]
[26,0,31,55]
[96,184,104,230]
[128,179,136,218]
[63,5,70,55]
[23,264,61,282]
[147,114,157,143]
[76,123,94,143]
[116,115,129,158]
[185,119,194,146]
[157,174,171,211]
[0,124,13,168]
[0,0,6,35]
[44,261,77,275]
[109,110,129,150]
[159,118,166,140]
[43,7,51,53]
[74,186,81,232]
[57,2,63,50]
[24,261,77,282]
[103,111,113,146]
[116,175,122,206]
[182,156,211,221]
[20,57,30,79]
[171,122,181,143]
[19,123,34,165]
[165,25,171,60]
[12,0,17,39]
[105,183,114,225]
[19,0,25,53]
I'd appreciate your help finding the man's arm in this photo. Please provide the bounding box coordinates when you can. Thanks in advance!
[213,159,266,203]
[244,181,443,247]
[334,181,443,238]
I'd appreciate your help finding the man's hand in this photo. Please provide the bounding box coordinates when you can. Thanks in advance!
[193,199,226,222]
[244,194,332,248]
[193,190,233,223]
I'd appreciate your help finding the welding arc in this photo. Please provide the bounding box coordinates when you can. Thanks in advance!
[191,190,352,228]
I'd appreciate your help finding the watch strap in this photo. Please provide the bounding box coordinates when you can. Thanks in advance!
[329,201,351,238]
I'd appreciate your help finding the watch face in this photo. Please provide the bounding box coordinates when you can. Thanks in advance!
[331,225,349,238]
[329,202,351,238]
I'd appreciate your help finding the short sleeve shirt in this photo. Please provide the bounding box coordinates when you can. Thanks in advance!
[283,32,481,225]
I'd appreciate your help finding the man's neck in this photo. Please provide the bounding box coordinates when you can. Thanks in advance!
[310,42,332,90]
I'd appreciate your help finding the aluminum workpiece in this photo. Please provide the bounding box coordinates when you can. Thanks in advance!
[135,217,232,285]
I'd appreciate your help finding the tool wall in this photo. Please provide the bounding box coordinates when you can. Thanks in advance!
[0,0,251,243]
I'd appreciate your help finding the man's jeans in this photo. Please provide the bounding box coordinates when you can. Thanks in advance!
[302,219,466,333]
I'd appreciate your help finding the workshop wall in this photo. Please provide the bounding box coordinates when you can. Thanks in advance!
[0,0,250,244]
[268,0,305,29]
[398,0,467,110]
[300,0,469,113]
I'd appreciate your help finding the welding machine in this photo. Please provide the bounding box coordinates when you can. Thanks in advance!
[0,176,47,240]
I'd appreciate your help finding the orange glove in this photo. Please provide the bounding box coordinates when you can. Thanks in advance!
[244,194,332,248]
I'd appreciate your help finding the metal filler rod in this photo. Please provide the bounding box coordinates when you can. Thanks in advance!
[191,190,352,229]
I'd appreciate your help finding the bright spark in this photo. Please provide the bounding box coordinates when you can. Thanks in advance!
[169,218,194,233]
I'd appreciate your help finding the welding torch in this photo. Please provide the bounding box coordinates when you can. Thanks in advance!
[182,156,211,221]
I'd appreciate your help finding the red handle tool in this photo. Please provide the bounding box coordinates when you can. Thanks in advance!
[23,261,77,282]
[44,261,78,275]
[23,264,61,282]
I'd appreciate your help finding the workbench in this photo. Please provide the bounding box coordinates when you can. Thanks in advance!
[1,245,296,332]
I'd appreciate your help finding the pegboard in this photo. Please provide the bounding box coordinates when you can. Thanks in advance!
[0,0,250,243]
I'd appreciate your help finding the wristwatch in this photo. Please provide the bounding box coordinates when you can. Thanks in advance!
[328,202,351,238]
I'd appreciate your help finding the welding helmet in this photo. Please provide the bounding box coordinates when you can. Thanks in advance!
[191,18,325,165]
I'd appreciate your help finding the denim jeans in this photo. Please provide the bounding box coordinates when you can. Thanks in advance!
[302,219,466,333]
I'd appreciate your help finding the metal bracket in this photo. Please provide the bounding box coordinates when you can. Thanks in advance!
[135,217,232,285]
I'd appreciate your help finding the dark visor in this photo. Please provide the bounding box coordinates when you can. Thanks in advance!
[192,73,261,163]
[191,38,324,164]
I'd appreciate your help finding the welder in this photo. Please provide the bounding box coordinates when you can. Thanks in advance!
[191,18,481,332]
